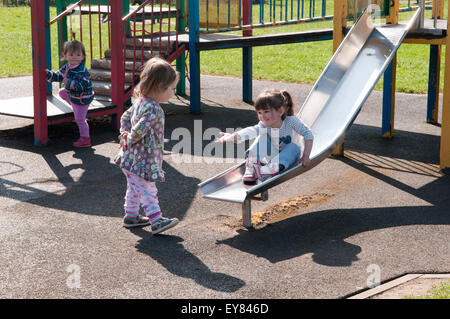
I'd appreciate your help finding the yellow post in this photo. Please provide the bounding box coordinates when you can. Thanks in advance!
[386,0,398,25]
[441,1,450,172]
[332,0,347,156]
[332,0,347,53]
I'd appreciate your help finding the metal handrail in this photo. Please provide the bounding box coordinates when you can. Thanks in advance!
[122,0,154,22]
[48,0,88,25]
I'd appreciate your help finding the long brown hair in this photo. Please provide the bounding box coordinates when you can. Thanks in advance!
[134,57,179,98]
[254,89,294,119]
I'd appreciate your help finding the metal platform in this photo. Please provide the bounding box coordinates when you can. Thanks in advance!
[177,29,333,50]
[198,8,422,228]
[0,95,115,123]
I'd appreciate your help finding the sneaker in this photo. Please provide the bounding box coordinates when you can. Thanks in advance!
[242,160,257,184]
[254,162,279,181]
[123,215,151,228]
[73,136,91,147]
[151,217,179,235]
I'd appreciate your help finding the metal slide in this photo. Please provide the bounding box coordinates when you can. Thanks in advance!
[198,8,422,227]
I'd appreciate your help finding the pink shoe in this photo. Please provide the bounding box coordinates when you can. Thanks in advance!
[243,160,257,185]
[72,136,91,147]
[254,162,279,181]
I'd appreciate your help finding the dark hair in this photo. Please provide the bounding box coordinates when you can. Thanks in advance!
[134,57,179,98]
[254,89,294,119]
[62,40,86,63]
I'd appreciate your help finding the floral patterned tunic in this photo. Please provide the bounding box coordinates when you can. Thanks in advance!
[114,97,165,182]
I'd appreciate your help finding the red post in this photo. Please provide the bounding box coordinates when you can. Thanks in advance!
[242,0,252,36]
[31,0,48,145]
[110,0,124,130]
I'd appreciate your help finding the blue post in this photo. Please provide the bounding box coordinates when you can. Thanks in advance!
[427,44,440,124]
[243,47,252,103]
[189,0,201,113]
[45,0,52,94]
[242,0,252,103]
[382,57,396,137]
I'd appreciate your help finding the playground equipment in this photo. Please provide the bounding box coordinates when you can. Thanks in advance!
[199,0,450,227]
[185,1,449,173]
[0,0,186,145]
[0,1,447,190]
[185,0,335,114]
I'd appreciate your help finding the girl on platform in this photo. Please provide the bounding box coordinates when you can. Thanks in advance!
[46,40,94,147]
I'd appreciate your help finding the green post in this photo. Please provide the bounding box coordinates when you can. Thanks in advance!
[176,0,186,95]
[56,0,68,68]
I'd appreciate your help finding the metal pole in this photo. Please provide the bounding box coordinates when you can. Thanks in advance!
[188,0,201,113]
[110,0,124,130]
[418,0,424,29]
[31,0,48,145]
[242,199,252,228]
[433,0,438,28]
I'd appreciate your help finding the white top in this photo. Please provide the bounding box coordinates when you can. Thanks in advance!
[235,116,313,149]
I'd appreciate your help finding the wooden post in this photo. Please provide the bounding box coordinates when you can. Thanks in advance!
[440,0,450,172]
[332,0,347,155]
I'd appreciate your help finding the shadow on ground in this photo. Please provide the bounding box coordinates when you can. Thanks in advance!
[130,228,246,292]
[0,98,257,221]
[218,193,449,266]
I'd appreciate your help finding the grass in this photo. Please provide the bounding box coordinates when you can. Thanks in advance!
[403,281,450,299]
[0,4,447,93]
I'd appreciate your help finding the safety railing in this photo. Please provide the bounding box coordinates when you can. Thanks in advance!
[49,0,112,67]
[399,0,432,13]
[121,0,184,99]
[198,0,333,34]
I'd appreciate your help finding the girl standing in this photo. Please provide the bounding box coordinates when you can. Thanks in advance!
[115,57,179,234]
[217,89,314,184]
[46,40,94,147]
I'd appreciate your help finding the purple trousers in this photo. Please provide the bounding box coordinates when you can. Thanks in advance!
[59,89,90,138]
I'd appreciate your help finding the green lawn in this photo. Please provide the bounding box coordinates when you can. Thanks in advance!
[404,281,450,299]
[0,5,447,93]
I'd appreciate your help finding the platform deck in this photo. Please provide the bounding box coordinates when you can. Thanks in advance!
[0,95,115,121]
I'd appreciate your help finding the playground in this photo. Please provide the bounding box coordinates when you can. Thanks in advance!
[0,0,449,300]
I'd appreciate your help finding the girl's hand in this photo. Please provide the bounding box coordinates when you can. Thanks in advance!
[299,156,311,168]
[62,78,68,87]
[119,132,128,152]
[215,132,236,143]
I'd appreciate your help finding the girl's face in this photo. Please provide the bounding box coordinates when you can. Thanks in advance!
[256,107,284,128]
[153,80,178,103]
[64,49,84,66]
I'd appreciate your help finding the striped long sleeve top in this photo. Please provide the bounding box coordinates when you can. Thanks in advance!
[235,116,314,150]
